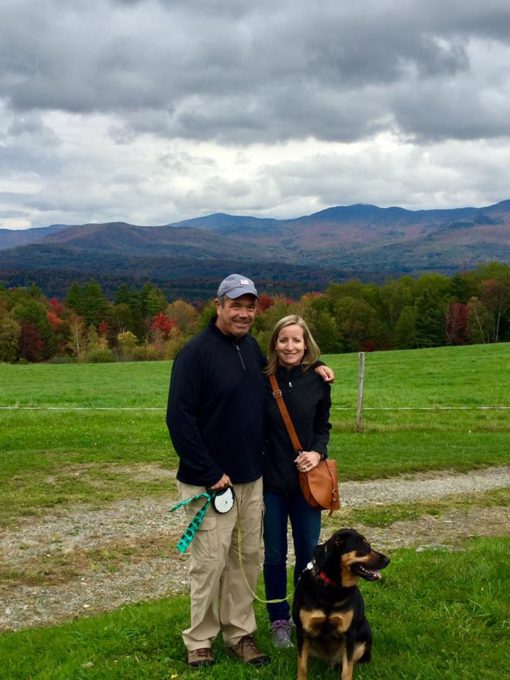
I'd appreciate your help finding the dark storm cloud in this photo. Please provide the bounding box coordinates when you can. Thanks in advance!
[2,0,510,144]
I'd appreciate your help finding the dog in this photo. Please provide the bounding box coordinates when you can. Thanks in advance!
[292,528,390,680]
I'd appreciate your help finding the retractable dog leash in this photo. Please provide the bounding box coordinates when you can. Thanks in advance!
[170,486,235,554]
[172,487,289,604]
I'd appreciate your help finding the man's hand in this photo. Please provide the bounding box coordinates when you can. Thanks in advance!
[315,365,335,383]
[209,473,232,490]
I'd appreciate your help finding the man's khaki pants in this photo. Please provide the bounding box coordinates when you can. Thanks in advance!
[178,478,263,651]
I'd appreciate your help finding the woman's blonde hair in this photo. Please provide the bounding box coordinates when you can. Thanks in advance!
[264,315,321,376]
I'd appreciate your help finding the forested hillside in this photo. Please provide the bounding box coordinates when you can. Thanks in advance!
[1,262,508,362]
[2,201,510,299]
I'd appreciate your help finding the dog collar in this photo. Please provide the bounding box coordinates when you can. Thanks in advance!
[318,570,339,587]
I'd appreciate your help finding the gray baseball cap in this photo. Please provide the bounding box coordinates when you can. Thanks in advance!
[217,274,258,299]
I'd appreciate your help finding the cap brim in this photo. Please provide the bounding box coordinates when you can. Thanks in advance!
[223,287,258,299]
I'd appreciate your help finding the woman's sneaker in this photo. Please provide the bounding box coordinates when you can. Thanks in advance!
[271,619,293,648]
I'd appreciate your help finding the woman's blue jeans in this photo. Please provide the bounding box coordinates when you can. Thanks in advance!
[263,489,321,622]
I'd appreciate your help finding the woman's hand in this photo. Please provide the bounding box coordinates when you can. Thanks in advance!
[294,451,322,472]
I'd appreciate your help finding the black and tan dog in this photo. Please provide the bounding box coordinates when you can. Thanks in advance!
[292,528,390,680]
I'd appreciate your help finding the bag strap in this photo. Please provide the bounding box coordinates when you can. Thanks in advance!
[269,373,303,453]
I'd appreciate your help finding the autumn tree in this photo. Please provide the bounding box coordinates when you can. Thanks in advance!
[117,330,139,360]
[0,304,20,362]
[11,295,56,361]
[445,302,469,345]
[150,312,176,340]
[166,300,198,335]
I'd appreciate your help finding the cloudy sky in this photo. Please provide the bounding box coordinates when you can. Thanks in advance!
[1,0,510,229]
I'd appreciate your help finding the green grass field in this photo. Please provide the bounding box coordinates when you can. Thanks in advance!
[1,343,509,678]
[1,536,509,679]
[1,343,509,524]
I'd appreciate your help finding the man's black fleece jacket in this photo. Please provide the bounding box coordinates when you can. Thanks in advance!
[166,318,266,487]
[263,364,331,496]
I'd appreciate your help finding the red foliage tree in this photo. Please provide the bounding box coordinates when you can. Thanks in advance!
[19,322,45,362]
[445,302,468,345]
[98,320,109,337]
[150,312,177,340]
[47,310,64,328]
[257,293,275,312]
[49,298,65,316]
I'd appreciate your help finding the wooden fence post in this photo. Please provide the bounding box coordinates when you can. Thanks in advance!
[356,351,365,432]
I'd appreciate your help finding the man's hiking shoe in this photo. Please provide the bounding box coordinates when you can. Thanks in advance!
[271,619,293,648]
[227,635,270,666]
[187,648,214,668]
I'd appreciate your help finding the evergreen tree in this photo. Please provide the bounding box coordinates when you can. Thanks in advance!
[115,285,144,338]
[142,283,168,319]
[414,288,447,348]
[394,306,418,349]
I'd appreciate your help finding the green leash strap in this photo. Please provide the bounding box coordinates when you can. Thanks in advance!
[170,491,212,554]
[234,496,289,605]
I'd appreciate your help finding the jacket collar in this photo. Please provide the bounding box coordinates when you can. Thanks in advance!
[276,364,304,380]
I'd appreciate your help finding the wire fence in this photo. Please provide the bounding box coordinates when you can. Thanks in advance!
[1,405,509,411]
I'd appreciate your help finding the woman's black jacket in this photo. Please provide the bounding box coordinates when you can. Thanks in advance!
[263,364,331,496]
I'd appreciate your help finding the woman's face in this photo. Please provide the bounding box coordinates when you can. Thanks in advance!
[276,324,306,368]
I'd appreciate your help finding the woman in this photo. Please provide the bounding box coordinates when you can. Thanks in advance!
[262,315,332,648]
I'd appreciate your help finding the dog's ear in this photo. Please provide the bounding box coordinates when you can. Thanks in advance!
[333,530,345,548]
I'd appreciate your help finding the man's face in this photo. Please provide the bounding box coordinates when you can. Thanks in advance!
[215,294,257,338]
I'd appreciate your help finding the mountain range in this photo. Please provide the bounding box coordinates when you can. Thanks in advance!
[1,200,510,300]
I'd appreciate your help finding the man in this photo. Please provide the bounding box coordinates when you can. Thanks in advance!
[167,274,333,668]
[166,274,269,668]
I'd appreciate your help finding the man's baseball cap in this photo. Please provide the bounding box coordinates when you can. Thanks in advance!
[217,274,258,299]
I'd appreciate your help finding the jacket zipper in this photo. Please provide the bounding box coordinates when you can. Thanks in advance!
[235,344,246,370]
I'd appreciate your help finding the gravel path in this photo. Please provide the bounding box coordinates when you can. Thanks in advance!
[2,465,510,631]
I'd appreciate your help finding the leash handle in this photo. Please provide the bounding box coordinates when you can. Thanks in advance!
[176,499,211,554]
[170,491,210,513]
[171,491,212,554]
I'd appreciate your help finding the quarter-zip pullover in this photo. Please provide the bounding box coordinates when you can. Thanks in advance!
[166,317,266,487]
